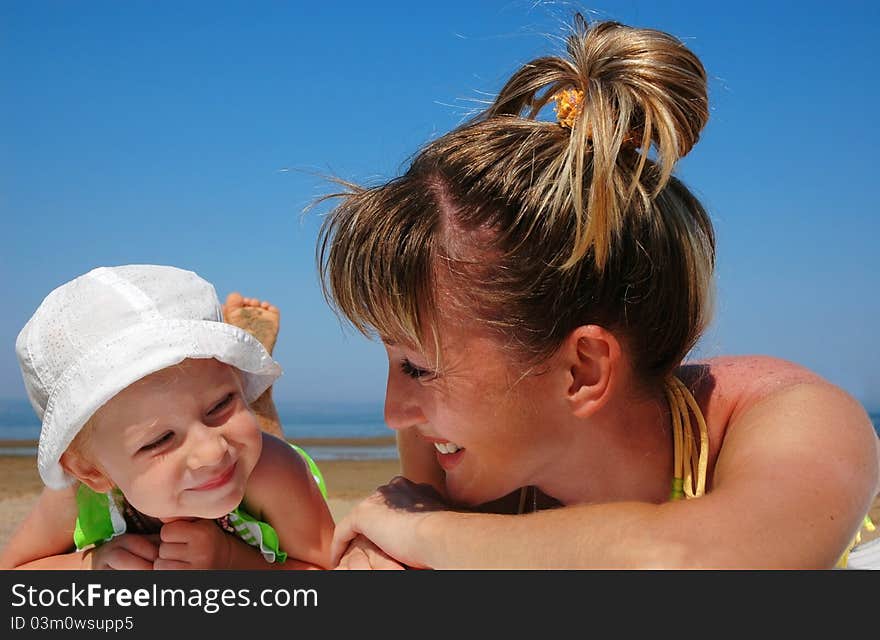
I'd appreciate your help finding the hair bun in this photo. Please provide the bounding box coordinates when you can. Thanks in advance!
[483,15,709,268]
[569,17,708,162]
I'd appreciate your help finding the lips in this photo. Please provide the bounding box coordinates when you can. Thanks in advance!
[423,438,465,471]
[190,462,237,491]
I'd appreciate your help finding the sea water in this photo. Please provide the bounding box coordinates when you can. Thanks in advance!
[0,398,395,460]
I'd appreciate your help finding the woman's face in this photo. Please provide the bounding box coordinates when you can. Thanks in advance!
[383,315,571,506]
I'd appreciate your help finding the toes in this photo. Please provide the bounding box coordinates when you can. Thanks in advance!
[225,294,278,314]
[225,292,244,309]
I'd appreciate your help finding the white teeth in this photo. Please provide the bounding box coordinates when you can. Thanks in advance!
[433,441,461,454]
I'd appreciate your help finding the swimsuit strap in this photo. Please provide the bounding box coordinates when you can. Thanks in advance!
[516,375,709,513]
[663,376,874,568]
[665,375,709,501]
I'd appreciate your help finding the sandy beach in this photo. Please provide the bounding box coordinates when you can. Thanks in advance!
[2,441,877,562]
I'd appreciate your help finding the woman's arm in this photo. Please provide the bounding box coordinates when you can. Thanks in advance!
[334,382,879,569]
[244,433,335,570]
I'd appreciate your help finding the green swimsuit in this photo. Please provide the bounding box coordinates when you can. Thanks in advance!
[73,444,327,564]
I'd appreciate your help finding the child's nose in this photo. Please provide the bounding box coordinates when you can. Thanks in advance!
[186,425,229,469]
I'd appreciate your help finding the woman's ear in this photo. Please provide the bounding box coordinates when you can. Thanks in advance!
[563,325,622,418]
[60,449,113,493]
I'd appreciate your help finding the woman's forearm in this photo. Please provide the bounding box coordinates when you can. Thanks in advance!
[417,502,697,569]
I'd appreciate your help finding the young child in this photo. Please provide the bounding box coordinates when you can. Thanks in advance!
[0,264,334,569]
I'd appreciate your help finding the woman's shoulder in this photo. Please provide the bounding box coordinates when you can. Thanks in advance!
[680,354,874,448]
[679,354,831,414]
[682,353,826,385]
[677,355,847,455]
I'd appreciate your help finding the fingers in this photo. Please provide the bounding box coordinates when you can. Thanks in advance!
[159,519,200,543]
[354,537,406,570]
[335,546,371,570]
[89,534,160,570]
[157,541,189,563]
[157,521,198,562]
[158,521,205,564]
[329,514,360,568]
[117,534,160,562]
[335,536,405,570]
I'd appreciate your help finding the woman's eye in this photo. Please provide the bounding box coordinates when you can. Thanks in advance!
[207,393,235,415]
[139,432,173,453]
[400,359,433,380]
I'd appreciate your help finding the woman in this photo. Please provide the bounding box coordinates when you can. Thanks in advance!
[319,16,879,569]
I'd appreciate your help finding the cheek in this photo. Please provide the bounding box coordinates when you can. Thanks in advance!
[228,411,262,448]
[116,464,178,515]
[477,380,557,447]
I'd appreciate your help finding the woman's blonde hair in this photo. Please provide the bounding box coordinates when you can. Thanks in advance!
[319,16,715,383]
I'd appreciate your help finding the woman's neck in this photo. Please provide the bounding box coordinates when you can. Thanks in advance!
[534,383,674,506]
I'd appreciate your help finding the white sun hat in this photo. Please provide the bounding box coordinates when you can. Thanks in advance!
[15,264,283,489]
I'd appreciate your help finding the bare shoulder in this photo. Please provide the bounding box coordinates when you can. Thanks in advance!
[681,355,878,485]
[247,433,311,502]
[699,355,878,506]
[244,434,334,569]
[682,355,829,414]
[674,357,877,567]
[680,355,842,432]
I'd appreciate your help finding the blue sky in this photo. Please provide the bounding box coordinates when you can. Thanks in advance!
[2,1,878,412]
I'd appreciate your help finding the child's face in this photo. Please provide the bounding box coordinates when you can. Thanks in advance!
[76,358,263,521]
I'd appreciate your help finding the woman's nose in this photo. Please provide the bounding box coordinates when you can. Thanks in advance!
[384,366,427,432]
[186,425,230,469]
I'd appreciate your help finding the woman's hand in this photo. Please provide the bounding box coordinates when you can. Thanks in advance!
[331,476,449,569]
[88,533,160,570]
[335,535,407,570]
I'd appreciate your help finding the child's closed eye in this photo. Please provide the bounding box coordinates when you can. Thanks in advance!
[207,392,235,416]
[139,431,173,453]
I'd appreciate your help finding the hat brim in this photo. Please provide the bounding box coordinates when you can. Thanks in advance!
[37,319,282,489]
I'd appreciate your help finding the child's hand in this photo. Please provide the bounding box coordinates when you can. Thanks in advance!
[155,519,231,570]
[88,534,160,570]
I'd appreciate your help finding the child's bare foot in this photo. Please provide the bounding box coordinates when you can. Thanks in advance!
[222,292,280,355]
[223,292,285,439]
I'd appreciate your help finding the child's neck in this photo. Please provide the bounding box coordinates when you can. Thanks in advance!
[118,496,164,534]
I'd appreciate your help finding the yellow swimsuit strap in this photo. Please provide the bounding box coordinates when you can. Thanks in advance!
[665,375,709,501]
[662,375,873,567]
[517,375,708,513]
